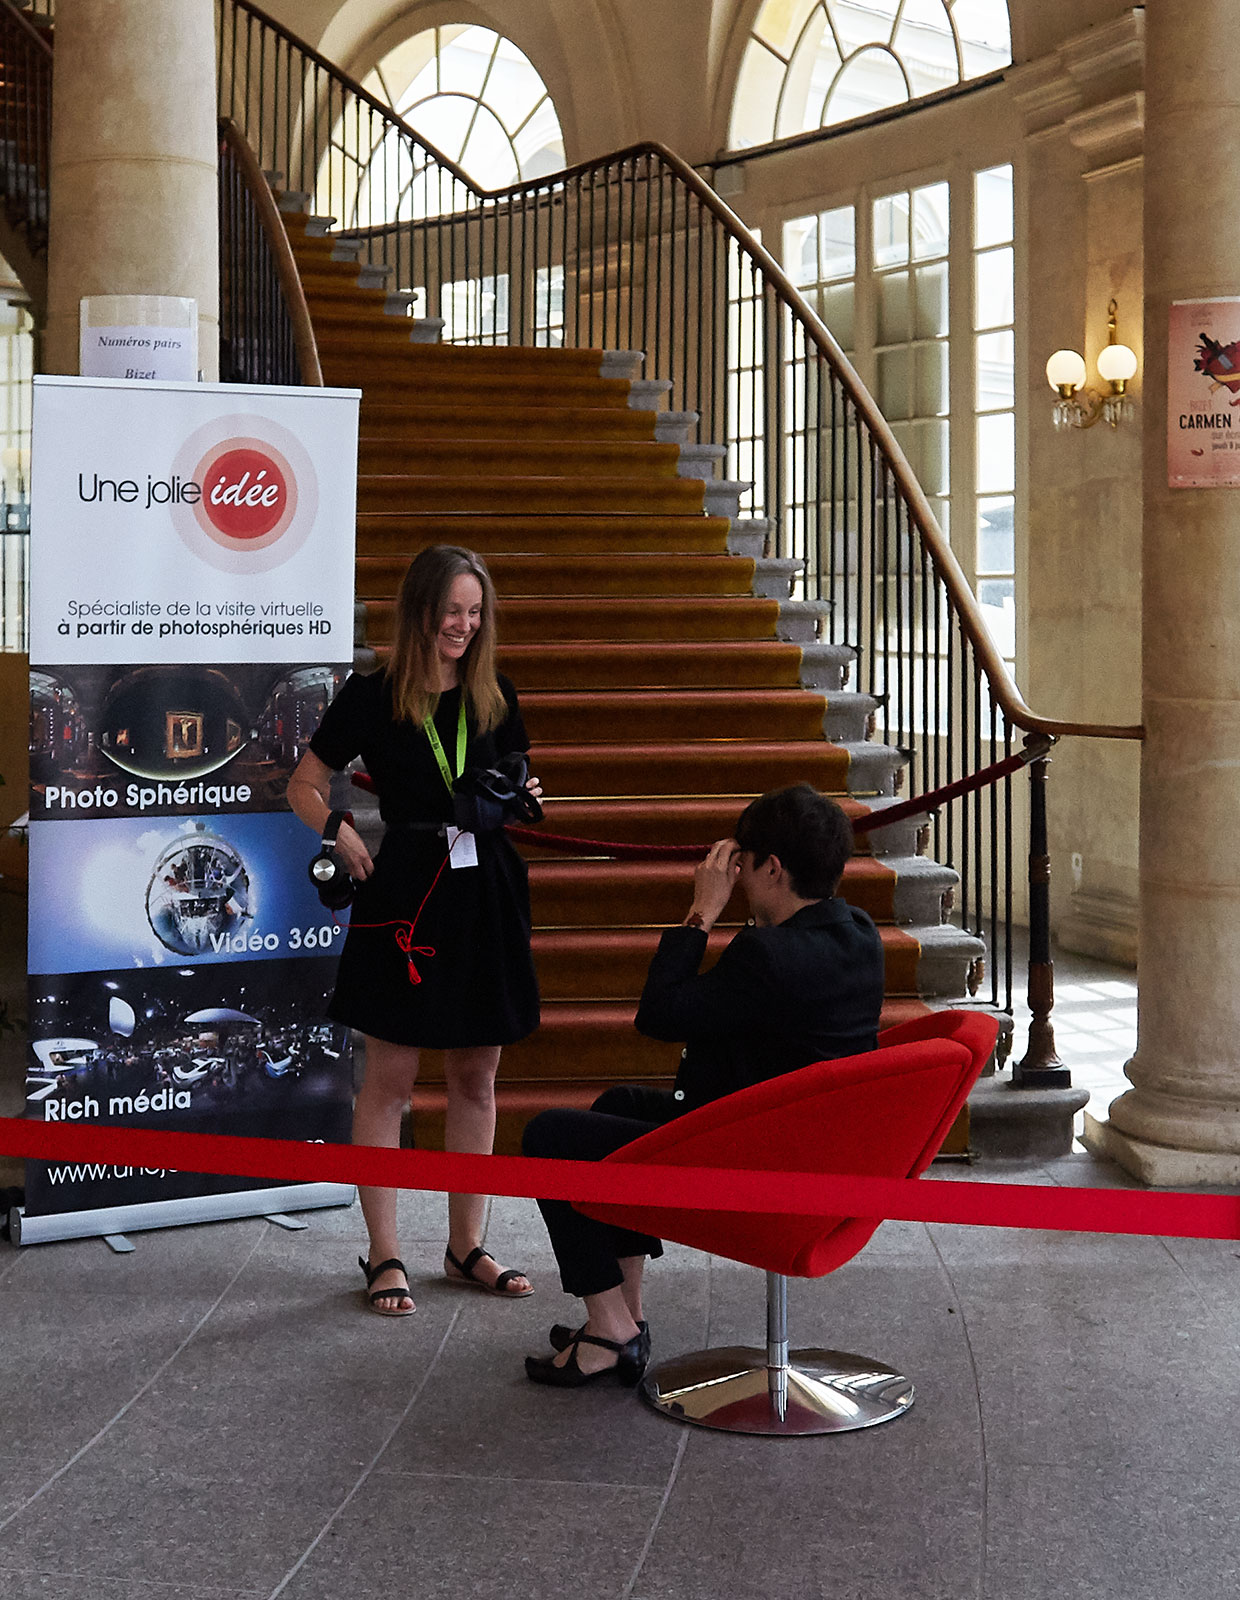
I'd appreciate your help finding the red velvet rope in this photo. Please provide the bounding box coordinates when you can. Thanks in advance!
[352,743,1041,863]
[2,1117,1237,1242]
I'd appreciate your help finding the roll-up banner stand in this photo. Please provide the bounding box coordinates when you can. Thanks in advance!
[19,376,361,1246]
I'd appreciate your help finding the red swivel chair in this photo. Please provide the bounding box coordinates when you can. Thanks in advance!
[579,1009,999,1436]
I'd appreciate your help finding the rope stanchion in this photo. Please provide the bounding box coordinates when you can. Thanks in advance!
[2,1117,1237,1243]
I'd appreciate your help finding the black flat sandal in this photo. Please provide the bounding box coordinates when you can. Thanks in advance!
[525,1330,647,1389]
[359,1255,415,1317]
[444,1245,534,1298]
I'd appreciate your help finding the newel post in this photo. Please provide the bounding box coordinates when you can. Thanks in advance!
[1015,738,1071,1088]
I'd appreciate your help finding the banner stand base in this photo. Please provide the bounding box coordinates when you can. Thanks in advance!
[10,1181,355,1247]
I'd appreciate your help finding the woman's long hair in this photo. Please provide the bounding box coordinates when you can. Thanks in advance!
[386,545,507,733]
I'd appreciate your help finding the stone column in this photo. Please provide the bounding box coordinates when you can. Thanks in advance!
[44,0,218,377]
[1085,0,1240,1183]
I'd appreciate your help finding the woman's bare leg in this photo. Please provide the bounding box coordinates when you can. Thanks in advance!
[353,1034,420,1311]
[619,1256,646,1325]
[442,1045,532,1294]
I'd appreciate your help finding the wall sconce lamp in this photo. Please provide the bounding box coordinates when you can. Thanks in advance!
[1046,299,1138,429]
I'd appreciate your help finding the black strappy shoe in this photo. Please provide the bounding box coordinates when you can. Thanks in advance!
[444,1245,534,1298]
[525,1330,647,1388]
[358,1255,415,1317]
[550,1319,649,1364]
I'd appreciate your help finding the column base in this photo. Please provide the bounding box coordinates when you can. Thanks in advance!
[967,1078,1089,1160]
[1082,1112,1240,1186]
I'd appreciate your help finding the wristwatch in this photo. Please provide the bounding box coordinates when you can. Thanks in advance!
[683,910,706,929]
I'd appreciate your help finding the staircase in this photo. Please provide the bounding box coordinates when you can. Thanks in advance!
[280,201,986,1151]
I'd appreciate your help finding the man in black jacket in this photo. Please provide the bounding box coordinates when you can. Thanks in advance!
[522,783,885,1388]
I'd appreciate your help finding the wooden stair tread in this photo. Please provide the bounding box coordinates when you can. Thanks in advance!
[355,476,707,514]
[519,688,830,744]
[356,514,733,555]
[319,338,614,374]
[530,741,857,798]
[357,437,684,477]
[357,402,662,440]
[366,596,781,644]
[527,794,877,843]
[494,641,805,689]
[527,855,901,927]
[357,553,757,597]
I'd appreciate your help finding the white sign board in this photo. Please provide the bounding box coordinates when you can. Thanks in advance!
[30,376,360,664]
[80,295,199,382]
[80,324,198,382]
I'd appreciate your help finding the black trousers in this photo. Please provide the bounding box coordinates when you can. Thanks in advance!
[522,1085,680,1298]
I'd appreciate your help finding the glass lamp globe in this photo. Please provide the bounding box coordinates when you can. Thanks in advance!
[1097,342,1138,385]
[1045,349,1087,393]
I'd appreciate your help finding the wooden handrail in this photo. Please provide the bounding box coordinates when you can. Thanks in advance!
[0,0,53,58]
[219,118,322,387]
[223,3,1141,743]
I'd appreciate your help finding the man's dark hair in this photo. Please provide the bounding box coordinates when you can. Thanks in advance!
[734,783,852,899]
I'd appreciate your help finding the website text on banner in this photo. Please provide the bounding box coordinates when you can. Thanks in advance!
[25,375,360,1239]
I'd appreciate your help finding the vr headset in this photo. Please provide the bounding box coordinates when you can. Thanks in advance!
[452,751,543,833]
[308,809,357,910]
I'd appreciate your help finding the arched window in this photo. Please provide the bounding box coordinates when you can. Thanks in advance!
[728,0,1011,150]
[365,25,564,190]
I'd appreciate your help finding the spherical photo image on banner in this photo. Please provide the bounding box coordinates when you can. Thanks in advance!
[28,661,348,820]
[22,959,355,1217]
[145,826,253,956]
[26,960,350,1119]
[169,413,319,573]
[28,812,343,975]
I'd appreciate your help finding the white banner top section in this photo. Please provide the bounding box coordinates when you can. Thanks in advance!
[30,377,361,664]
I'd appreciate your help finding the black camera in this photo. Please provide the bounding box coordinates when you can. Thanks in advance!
[452,751,543,833]
[308,809,357,910]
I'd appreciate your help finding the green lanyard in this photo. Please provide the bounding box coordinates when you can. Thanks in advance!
[424,695,467,797]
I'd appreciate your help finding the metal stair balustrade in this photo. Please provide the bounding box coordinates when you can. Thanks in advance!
[0,0,50,304]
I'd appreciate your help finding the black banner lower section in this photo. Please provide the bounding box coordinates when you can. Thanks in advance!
[23,955,352,1217]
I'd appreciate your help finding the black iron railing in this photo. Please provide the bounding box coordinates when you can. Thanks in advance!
[218,119,321,387]
[0,2,51,258]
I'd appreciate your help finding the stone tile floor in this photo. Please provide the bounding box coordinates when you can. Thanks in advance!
[3,900,1238,1599]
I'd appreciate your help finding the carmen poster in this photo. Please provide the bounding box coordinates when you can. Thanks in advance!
[23,376,360,1237]
[1168,298,1240,489]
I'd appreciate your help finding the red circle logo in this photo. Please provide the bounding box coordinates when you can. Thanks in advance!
[202,447,288,540]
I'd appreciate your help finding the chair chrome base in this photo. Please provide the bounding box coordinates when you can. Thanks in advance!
[640,1345,915,1436]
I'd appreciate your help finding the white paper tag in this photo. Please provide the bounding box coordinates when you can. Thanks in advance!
[446,827,479,868]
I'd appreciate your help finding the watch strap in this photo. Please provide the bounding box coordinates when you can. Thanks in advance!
[322,808,353,846]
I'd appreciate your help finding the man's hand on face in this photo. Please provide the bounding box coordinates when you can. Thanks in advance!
[686,837,741,932]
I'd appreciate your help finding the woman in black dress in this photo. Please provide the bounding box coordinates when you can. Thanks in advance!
[288,545,540,1315]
